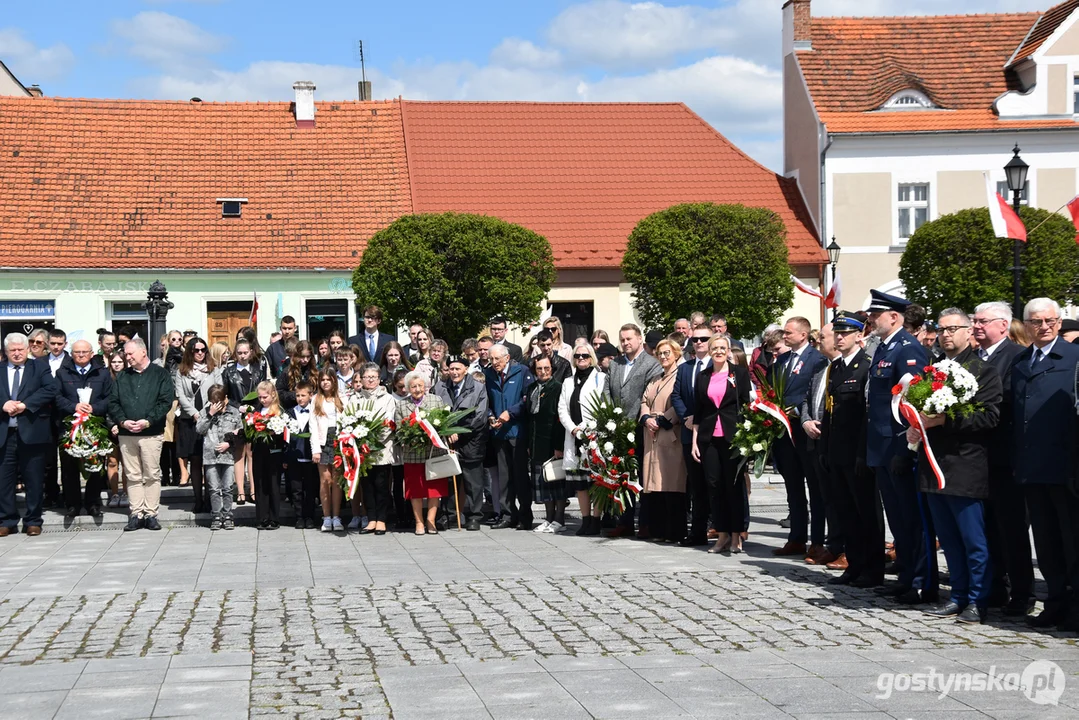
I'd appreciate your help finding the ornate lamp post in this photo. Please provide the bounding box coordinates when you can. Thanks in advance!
[1004,145,1028,319]
[827,236,841,319]
[143,280,174,356]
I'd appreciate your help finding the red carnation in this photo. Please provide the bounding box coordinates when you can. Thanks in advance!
[611,456,621,464]
[910,376,922,385]
[932,382,944,392]
[627,448,635,456]
[763,419,773,427]
[891,385,903,396]
[924,365,933,372]
[767,390,776,400]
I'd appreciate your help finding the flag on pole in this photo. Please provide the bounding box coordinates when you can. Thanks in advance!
[249,291,259,325]
[824,270,841,309]
[790,274,824,301]
[985,172,1027,241]
[1066,195,1079,244]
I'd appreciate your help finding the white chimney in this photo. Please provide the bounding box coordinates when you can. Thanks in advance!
[292,81,316,128]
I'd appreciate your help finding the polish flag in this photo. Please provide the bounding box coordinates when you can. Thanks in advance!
[249,291,259,325]
[824,270,841,309]
[985,172,1026,241]
[1066,195,1079,244]
[791,275,824,301]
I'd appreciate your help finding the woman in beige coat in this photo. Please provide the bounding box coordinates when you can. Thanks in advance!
[639,339,687,543]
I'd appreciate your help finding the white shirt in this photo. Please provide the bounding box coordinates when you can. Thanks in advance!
[882,328,902,348]
[1031,337,1058,365]
[6,363,25,426]
[235,363,250,373]
[979,337,1008,360]
[841,351,859,366]
[690,356,711,390]
[48,352,66,376]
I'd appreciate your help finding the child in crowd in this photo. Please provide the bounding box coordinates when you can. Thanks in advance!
[311,370,345,532]
[286,381,320,529]
[251,381,285,529]
[335,348,356,388]
[195,384,242,530]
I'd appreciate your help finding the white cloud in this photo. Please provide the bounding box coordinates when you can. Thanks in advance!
[815,0,1047,13]
[0,27,75,81]
[489,38,562,70]
[111,11,226,69]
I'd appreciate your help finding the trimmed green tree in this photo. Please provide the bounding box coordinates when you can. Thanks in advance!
[352,213,556,347]
[621,203,794,338]
[899,207,1079,316]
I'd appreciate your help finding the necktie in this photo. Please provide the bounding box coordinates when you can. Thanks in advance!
[297,407,310,414]
[368,335,375,360]
[785,352,798,378]
[692,359,702,390]
[1031,348,1044,369]
[10,365,21,401]
[978,348,988,361]
[79,366,87,376]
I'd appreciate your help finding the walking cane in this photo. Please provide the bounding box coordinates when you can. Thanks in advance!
[451,474,462,530]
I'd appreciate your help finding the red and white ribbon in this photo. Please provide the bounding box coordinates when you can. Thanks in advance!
[70,411,90,441]
[337,431,362,500]
[749,388,792,440]
[891,373,946,490]
[410,412,448,450]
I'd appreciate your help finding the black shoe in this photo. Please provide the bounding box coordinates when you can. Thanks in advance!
[516,522,533,531]
[600,514,616,529]
[986,589,1010,609]
[295,519,305,529]
[123,515,141,532]
[1002,598,1035,617]
[956,605,985,624]
[923,601,962,617]
[492,517,514,529]
[678,537,708,547]
[466,518,481,531]
[304,518,315,529]
[64,506,79,519]
[88,505,103,519]
[144,516,162,531]
[873,581,909,596]
[267,521,280,530]
[896,588,938,605]
[883,561,899,576]
[1027,608,1066,628]
[829,572,857,586]
[851,575,885,589]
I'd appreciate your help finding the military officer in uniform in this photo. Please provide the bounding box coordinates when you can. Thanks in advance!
[822,312,884,587]
[865,290,938,604]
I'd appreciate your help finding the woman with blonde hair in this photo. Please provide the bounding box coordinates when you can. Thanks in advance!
[557,343,610,536]
[1008,318,1031,347]
[250,380,285,529]
[543,317,574,361]
[639,339,687,543]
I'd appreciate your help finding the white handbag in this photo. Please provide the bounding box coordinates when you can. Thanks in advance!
[542,457,566,482]
[425,451,461,481]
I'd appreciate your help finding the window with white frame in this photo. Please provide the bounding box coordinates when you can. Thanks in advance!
[897,183,930,241]
[996,180,1029,206]
[1073,76,1078,114]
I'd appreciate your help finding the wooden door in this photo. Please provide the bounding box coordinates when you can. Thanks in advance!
[207,312,251,348]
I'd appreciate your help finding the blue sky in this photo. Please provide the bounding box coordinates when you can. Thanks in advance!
[1,0,1050,171]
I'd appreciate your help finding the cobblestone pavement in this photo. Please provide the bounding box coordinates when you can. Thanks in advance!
[0,496,1076,719]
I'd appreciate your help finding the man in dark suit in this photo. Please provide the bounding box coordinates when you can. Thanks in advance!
[865,290,937,605]
[54,340,113,519]
[530,330,571,384]
[489,316,523,362]
[38,328,74,508]
[435,356,489,530]
[822,313,883,587]
[1012,298,1079,631]
[265,315,298,379]
[971,301,1032,617]
[348,305,393,364]
[0,332,57,536]
[671,326,712,545]
[770,316,829,558]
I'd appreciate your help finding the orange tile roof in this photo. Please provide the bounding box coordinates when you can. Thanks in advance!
[0,97,412,270]
[401,101,824,268]
[801,13,1040,114]
[1008,0,1079,66]
[819,109,1079,133]
[0,96,825,271]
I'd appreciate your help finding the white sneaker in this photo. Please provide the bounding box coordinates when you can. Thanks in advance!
[533,521,550,533]
[332,517,345,532]
[320,518,332,533]
[547,521,564,533]
[347,517,361,530]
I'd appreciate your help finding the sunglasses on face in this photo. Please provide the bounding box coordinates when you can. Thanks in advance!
[193,347,207,353]
[690,336,709,343]
[573,353,590,359]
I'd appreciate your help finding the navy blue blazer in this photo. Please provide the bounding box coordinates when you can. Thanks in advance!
[1012,339,1079,486]
[54,364,113,419]
[0,360,57,446]
[671,357,709,444]
[865,328,928,467]
[771,345,827,419]
[348,331,394,364]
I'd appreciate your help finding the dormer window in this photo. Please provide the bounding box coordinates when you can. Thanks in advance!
[882,90,935,110]
[216,197,248,218]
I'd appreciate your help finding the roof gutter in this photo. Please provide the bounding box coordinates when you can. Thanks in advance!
[829,126,1079,138]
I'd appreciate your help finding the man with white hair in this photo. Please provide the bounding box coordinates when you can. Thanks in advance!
[971,301,1032,617]
[1012,298,1079,631]
[54,340,113,519]
[483,344,534,529]
[108,338,176,532]
[0,333,57,536]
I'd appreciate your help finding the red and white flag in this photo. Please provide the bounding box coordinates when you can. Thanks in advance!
[1066,195,1079,244]
[985,172,1026,241]
[824,270,841,310]
[790,275,824,301]
[249,291,259,325]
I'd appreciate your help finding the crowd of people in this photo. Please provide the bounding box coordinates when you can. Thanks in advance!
[1,298,1078,631]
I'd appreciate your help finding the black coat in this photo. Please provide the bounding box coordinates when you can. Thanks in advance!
[529,353,571,386]
[522,378,565,465]
[982,338,1023,469]
[916,347,1002,499]
[275,360,313,410]
[221,361,266,408]
[54,364,113,419]
[692,363,751,450]
[1011,338,1079,486]
[433,374,489,464]
[823,350,871,468]
[0,360,56,446]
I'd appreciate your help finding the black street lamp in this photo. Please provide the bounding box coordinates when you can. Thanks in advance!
[143,280,174,357]
[1004,145,1029,319]
[827,236,841,319]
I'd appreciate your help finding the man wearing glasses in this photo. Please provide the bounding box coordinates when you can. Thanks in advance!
[54,340,113,519]
[1012,298,1079,632]
[348,305,391,364]
[971,302,1032,617]
[670,326,713,546]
